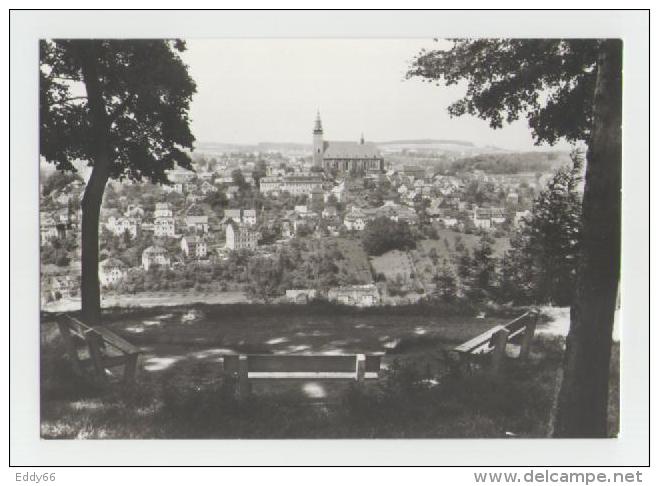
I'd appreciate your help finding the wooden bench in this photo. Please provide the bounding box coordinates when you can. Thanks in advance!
[220,353,383,398]
[55,313,141,385]
[451,309,539,374]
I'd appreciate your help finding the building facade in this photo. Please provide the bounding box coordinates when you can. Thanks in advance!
[99,258,127,286]
[328,284,380,307]
[226,222,259,251]
[142,246,170,270]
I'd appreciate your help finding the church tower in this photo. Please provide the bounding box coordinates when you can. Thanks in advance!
[312,110,324,168]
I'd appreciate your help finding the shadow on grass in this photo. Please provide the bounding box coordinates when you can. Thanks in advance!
[40,332,619,439]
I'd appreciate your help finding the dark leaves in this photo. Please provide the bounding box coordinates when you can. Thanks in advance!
[407,39,600,145]
[39,39,197,183]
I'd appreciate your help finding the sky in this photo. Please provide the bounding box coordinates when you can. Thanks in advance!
[181,39,571,151]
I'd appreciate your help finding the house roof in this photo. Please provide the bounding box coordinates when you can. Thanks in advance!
[224,209,242,218]
[323,141,381,159]
[186,204,205,216]
[475,208,505,219]
[183,235,206,244]
[100,258,126,269]
[143,246,167,256]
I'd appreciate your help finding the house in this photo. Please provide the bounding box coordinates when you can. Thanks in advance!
[473,207,506,230]
[402,165,426,180]
[106,216,140,238]
[40,214,60,243]
[226,222,259,250]
[99,258,127,286]
[285,289,317,304]
[225,185,240,200]
[185,191,204,204]
[279,174,323,196]
[200,180,217,195]
[125,204,145,218]
[169,182,187,194]
[343,207,368,231]
[154,202,176,237]
[375,201,419,225]
[439,214,459,228]
[259,176,282,194]
[223,209,242,225]
[181,235,208,259]
[154,202,173,218]
[41,266,80,303]
[322,206,338,219]
[328,284,380,307]
[142,246,170,270]
[185,205,209,233]
[166,168,196,184]
[242,209,257,226]
[281,220,294,239]
[154,217,176,237]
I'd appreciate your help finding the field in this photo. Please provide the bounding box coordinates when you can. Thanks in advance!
[370,250,415,282]
[419,228,510,260]
[369,229,511,299]
[330,237,373,284]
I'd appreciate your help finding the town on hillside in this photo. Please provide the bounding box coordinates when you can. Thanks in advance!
[40,111,568,311]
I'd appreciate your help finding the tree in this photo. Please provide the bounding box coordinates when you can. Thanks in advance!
[456,234,497,302]
[505,151,583,305]
[204,190,229,212]
[231,169,247,190]
[432,258,457,302]
[362,217,416,256]
[40,40,196,324]
[41,171,83,197]
[409,39,622,437]
[253,159,267,187]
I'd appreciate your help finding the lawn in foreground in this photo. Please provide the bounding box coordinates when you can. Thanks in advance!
[39,304,619,439]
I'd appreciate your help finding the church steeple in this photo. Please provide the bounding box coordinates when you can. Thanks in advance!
[312,110,324,168]
[313,110,323,134]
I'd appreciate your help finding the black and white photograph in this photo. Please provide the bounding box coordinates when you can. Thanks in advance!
[9,8,650,469]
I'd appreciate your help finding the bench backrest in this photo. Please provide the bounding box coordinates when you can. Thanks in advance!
[59,314,140,355]
[453,310,536,355]
[222,354,382,379]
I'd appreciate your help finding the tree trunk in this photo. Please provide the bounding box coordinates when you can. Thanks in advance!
[80,157,109,325]
[76,42,111,325]
[554,39,622,437]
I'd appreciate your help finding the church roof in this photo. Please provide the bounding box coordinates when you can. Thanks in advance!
[323,141,381,159]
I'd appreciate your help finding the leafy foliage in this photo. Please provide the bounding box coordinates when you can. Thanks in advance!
[408,39,600,145]
[362,217,417,256]
[40,39,196,182]
[500,152,583,305]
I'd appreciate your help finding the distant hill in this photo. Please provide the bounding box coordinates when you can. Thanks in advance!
[196,141,311,152]
[377,139,476,147]
[448,151,572,174]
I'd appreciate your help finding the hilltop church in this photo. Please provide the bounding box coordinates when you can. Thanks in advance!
[312,112,385,174]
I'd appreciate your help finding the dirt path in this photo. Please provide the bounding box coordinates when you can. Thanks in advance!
[537,306,620,342]
[42,290,250,313]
